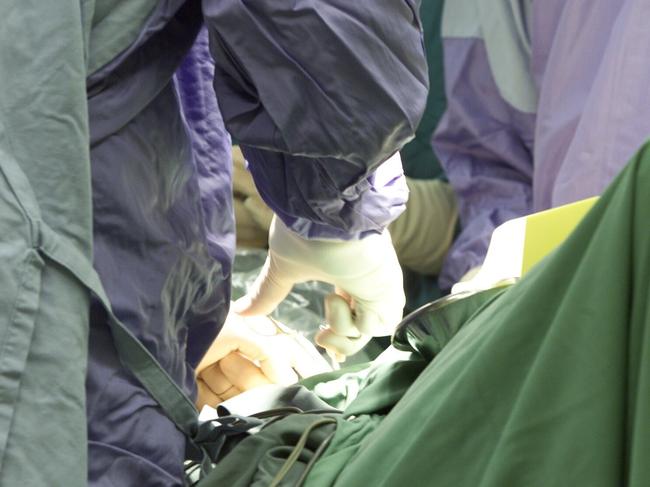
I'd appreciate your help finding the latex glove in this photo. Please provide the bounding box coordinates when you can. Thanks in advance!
[389,178,458,275]
[233,216,405,361]
[196,311,331,408]
[232,146,273,248]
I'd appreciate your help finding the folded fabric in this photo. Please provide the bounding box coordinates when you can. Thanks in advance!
[200,141,650,486]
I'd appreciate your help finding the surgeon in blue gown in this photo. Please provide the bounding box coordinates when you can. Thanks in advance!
[83,1,427,485]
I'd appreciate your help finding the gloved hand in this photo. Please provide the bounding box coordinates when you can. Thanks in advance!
[233,216,405,361]
[196,310,331,409]
[389,177,458,275]
[232,146,273,248]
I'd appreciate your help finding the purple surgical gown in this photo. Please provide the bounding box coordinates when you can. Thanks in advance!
[85,1,427,485]
[434,0,650,289]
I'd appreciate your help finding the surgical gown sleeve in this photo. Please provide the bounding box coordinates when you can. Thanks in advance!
[432,0,536,289]
[202,0,428,239]
[0,1,95,484]
[531,0,650,211]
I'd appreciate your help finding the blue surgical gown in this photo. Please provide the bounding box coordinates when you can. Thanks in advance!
[83,1,427,485]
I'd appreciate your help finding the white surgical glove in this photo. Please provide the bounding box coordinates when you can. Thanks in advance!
[233,216,405,361]
[196,310,331,408]
[389,178,457,275]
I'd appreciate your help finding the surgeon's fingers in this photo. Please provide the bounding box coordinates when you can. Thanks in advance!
[199,363,233,397]
[315,328,371,358]
[219,352,273,391]
[198,362,243,402]
[321,293,369,360]
[196,333,241,375]
[232,253,294,317]
[324,293,362,339]
[335,288,353,305]
[196,312,253,374]
[329,351,346,363]
[217,332,298,385]
[277,334,333,379]
[196,377,222,409]
[219,385,243,401]
[353,304,386,337]
[258,355,299,386]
